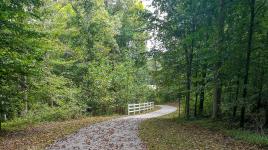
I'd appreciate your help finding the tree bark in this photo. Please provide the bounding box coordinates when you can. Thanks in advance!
[185,45,193,119]
[240,0,255,128]
[184,16,195,119]
[265,104,268,127]
[199,64,206,116]
[199,7,210,116]
[233,79,239,118]
[0,101,2,131]
[194,93,198,117]
[194,69,198,117]
[213,81,222,119]
[178,100,181,118]
[212,0,225,119]
[256,68,264,110]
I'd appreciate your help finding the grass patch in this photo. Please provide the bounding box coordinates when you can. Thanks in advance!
[191,119,268,147]
[139,109,263,150]
[226,129,268,146]
[0,115,116,150]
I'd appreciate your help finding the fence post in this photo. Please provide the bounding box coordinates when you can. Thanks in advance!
[134,104,136,115]
[127,104,130,115]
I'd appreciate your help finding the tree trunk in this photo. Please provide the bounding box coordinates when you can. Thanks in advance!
[185,15,195,119]
[185,46,193,119]
[256,68,264,110]
[0,101,2,131]
[194,93,198,117]
[185,41,194,119]
[199,64,206,116]
[178,100,181,118]
[265,104,268,127]
[240,0,255,128]
[213,81,222,119]
[199,8,210,116]
[199,88,204,115]
[212,0,225,119]
[194,69,198,117]
[232,106,237,118]
[154,58,158,102]
[233,79,239,118]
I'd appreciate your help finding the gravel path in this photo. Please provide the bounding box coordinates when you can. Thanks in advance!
[46,105,177,150]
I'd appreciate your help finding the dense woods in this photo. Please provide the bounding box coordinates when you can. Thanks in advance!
[0,0,153,130]
[150,0,268,131]
[0,0,267,141]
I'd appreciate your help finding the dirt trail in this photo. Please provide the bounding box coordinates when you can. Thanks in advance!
[46,105,177,150]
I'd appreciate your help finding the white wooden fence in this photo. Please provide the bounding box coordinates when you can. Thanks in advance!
[128,102,154,115]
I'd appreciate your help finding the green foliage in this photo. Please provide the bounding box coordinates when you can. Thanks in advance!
[72,0,152,114]
[226,130,268,146]
[0,0,152,130]
[150,0,268,129]
[2,103,82,131]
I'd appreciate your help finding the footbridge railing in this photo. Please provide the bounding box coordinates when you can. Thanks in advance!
[128,102,154,115]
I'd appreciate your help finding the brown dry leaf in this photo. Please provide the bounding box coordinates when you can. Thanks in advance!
[0,116,116,150]
[139,113,263,150]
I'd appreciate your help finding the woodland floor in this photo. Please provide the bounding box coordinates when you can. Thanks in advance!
[139,110,265,150]
[0,116,116,150]
[1,105,265,150]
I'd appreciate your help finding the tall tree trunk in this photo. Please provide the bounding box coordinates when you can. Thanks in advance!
[0,101,2,131]
[194,93,198,117]
[199,64,206,116]
[178,99,181,118]
[185,46,193,119]
[184,16,195,119]
[256,68,264,110]
[213,81,222,119]
[194,69,198,117]
[265,104,268,127]
[212,0,225,119]
[199,8,210,116]
[240,0,255,128]
[153,58,158,101]
[233,79,239,118]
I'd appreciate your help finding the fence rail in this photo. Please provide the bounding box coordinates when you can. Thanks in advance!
[128,102,154,115]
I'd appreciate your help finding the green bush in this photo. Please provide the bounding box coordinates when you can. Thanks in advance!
[2,103,83,131]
